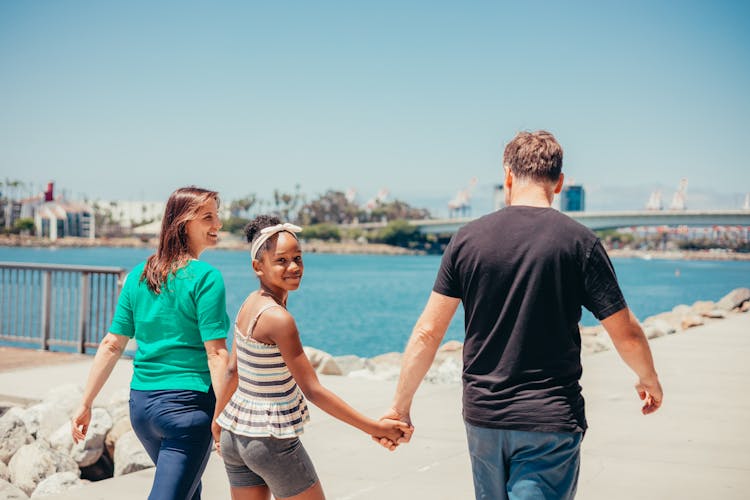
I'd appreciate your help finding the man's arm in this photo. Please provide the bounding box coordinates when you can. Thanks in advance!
[387,292,461,438]
[600,307,663,415]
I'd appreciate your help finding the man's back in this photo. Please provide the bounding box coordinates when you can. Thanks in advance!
[385,130,662,500]
[433,206,626,433]
[386,130,661,500]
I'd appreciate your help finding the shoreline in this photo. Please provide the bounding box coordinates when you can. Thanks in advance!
[0,234,422,256]
[2,234,749,260]
[606,248,750,261]
[3,288,747,383]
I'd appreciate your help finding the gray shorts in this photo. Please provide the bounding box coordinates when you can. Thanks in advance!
[220,429,319,497]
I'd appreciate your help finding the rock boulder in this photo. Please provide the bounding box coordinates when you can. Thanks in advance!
[717,288,750,311]
[70,408,113,468]
[48,423,74,454]
[29,471,82,498]
[332,355,371,375]
[113,431,153,476]
[303,347,343,375]
[642,319,676,338]
[681,315,705,330]
[0,479,29,499]
[690,300,715,315]
[0,461,10,482]
[41,385,82,419]
[106,389,130,423]
[0,411,33,464]
[18,402,71,442]
[105,417,132,460]
[701,309,726,319]
[8,441,78,496]
[643,311,682,332]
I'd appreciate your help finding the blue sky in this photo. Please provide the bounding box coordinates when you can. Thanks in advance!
[1,1,749,216]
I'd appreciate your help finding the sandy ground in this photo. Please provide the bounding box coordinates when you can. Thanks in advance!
[0,346,90,372]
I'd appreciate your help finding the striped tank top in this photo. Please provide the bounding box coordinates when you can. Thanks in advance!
[216,303,310,438]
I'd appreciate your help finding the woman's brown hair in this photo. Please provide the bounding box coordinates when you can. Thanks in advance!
[141,186,220,294]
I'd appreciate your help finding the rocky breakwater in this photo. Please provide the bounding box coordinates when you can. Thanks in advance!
[306,288,750,385]
[303,338,465,385]
[0,385,151,499]
[579,287,750,354]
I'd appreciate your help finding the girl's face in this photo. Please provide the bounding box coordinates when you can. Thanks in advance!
[254,231,304,293]
[185,198,222,258]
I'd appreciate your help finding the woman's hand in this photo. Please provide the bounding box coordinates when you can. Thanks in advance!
[71,404,92,443]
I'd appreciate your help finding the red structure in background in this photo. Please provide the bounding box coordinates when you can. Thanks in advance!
[44,182,54,202]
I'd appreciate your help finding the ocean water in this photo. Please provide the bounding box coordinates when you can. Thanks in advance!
[1,246,748,357]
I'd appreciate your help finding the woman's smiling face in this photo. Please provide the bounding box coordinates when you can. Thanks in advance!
[185,198,222,258]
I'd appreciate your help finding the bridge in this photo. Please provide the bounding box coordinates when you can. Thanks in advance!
[411,210,750,234]
[343,210,750,235]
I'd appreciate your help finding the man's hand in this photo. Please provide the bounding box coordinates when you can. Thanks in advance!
[601,308,663,416]
[372,418,413,451]
[636,377,663,415]
[372,407,414,450]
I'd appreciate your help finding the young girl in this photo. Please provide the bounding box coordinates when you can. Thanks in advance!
[213,215,410,500]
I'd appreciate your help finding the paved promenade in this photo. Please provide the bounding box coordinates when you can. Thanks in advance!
[1,312,748,499]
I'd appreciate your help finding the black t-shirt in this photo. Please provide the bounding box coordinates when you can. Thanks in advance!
[433,206,626,433]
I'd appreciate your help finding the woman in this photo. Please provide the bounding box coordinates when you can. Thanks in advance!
[72,186,230,500]
[212,215,410,500]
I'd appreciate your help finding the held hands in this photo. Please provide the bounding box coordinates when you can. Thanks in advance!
[71,404,92,444]
[371,407,414,451]
[636,376,663,415]
[371,418,413,451]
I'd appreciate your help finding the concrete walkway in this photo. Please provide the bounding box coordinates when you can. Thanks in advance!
[1,312,748,499]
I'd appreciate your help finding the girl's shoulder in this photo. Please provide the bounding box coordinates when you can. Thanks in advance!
[237,293,291,320]
[256,306,297,344]
[257,303,294,326]
[238,295,296,340]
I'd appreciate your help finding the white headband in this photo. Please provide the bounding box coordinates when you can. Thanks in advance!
[250,223,303,259]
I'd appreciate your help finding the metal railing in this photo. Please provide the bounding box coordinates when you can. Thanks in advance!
[0,262,126,353]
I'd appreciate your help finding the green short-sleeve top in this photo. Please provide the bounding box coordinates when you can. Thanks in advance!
[109,259,230,392]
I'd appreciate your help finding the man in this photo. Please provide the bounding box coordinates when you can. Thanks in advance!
[383,131,662,499]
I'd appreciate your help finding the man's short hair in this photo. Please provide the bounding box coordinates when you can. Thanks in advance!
[503,130,563,183]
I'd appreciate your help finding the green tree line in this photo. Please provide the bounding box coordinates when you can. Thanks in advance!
[223,188,437,251]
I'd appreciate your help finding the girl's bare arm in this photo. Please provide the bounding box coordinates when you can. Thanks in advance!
[263,310,409,445]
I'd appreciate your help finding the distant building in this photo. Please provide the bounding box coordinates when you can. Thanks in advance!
[2,181,94,239]
[93,200,166,229]
[92,198,230,237]
[35,200,95,240]
[494,183,585,212]
[2,199,22,231]
[559,185,585,212]
[493,184,505,211]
